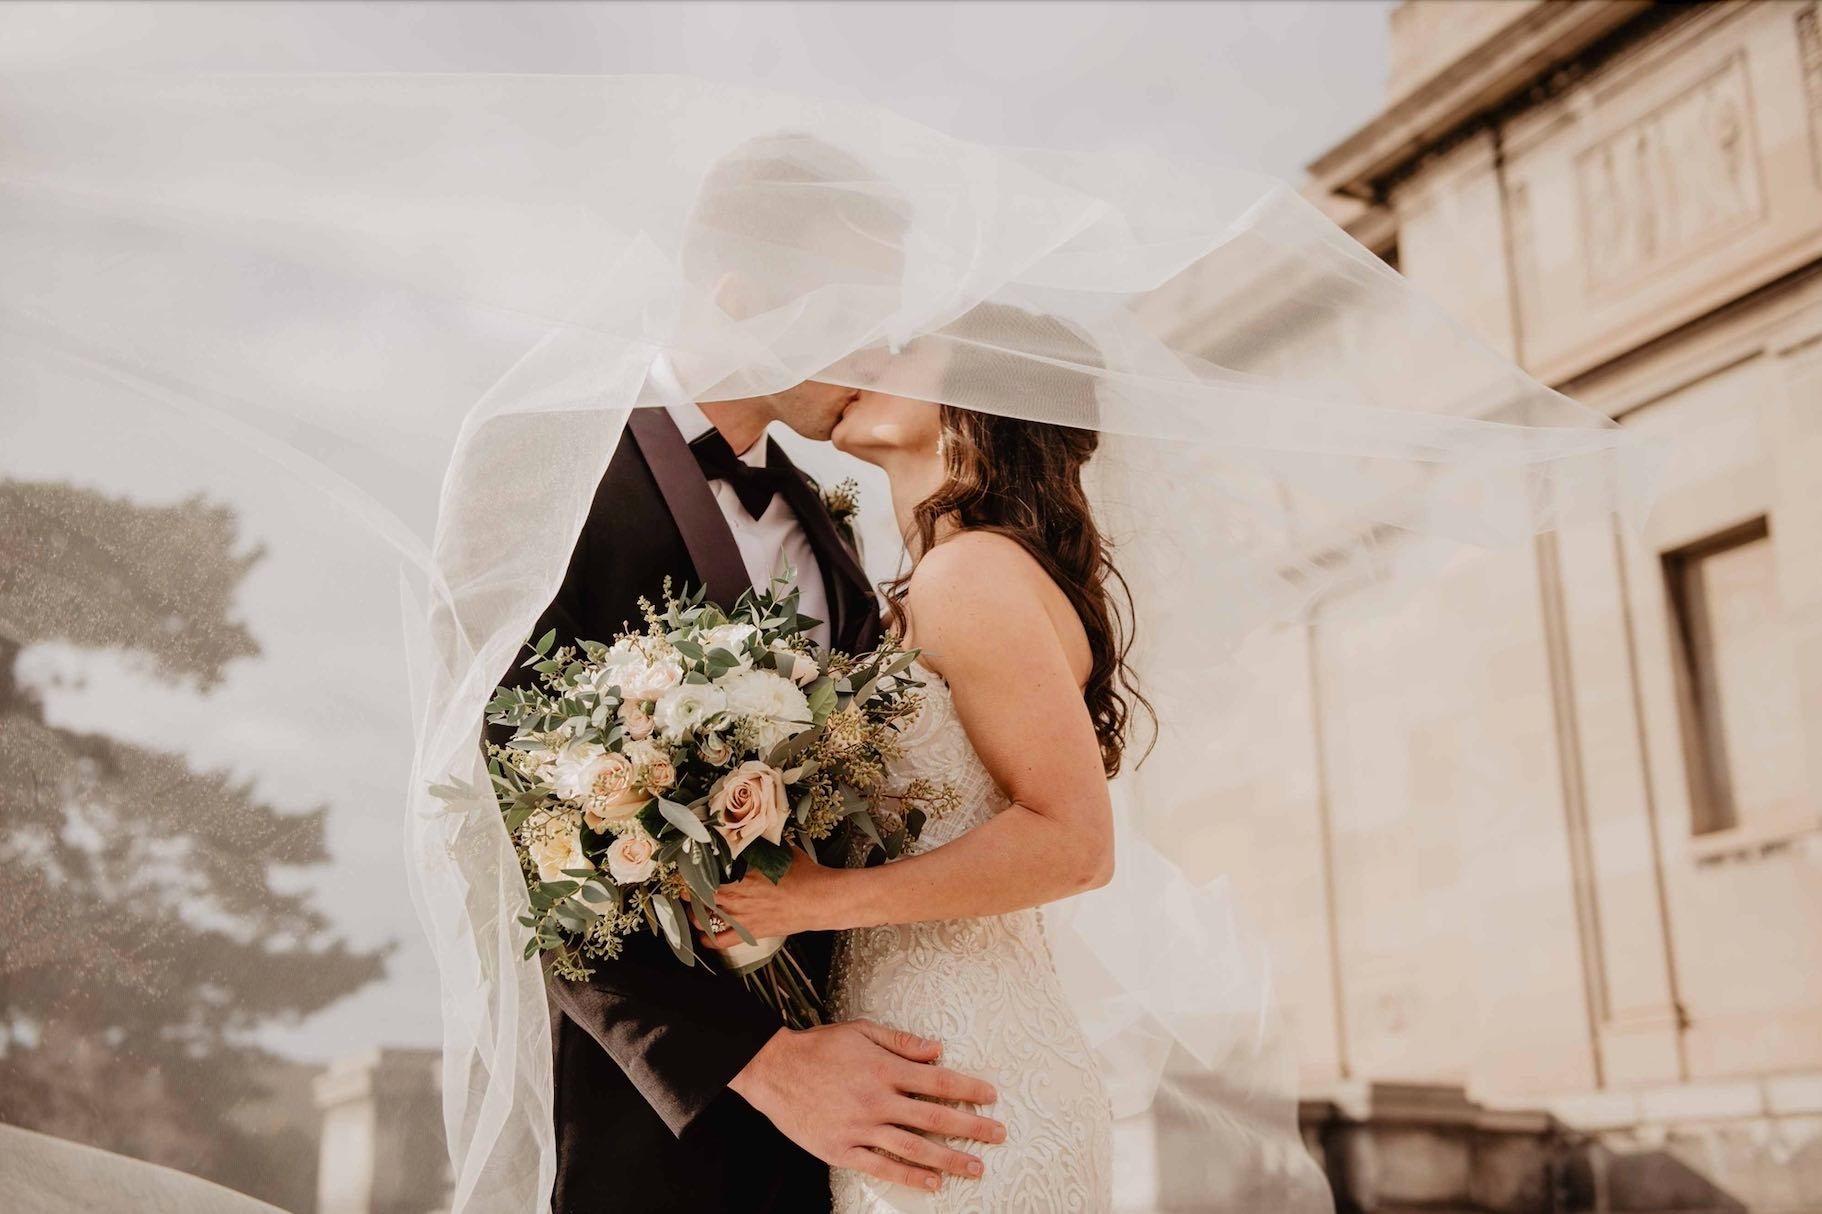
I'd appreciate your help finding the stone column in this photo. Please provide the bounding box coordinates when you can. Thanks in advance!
[313,1048,451,1214]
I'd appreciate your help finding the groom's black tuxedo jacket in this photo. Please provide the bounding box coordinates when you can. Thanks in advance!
[486,408,881,1214]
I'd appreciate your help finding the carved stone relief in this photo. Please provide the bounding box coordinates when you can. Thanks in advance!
[1574,53,1766,295]
[1799,3,1822,184]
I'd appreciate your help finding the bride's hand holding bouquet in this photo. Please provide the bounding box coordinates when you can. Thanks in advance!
[466,576,954,1027]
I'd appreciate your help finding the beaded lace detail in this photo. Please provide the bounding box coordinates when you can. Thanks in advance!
[828,662,1114,1213]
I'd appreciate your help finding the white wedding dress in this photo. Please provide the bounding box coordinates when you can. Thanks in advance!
[827,661,1115,1213]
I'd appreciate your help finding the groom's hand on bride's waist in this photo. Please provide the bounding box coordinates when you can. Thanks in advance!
[727,1019,1004,1192]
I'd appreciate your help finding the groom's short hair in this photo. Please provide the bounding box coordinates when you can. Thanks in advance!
[680,132,910,309]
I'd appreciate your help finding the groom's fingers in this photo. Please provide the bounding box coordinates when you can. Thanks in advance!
[889,1096,1006,1146]
[892,1058,998,1108]
[840,1147,941,1193]
[870,1127,983,1180]
[855,1019,942,1063]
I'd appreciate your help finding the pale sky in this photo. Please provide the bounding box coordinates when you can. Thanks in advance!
[1,1,1392,1060]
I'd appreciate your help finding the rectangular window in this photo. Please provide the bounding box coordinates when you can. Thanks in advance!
[1663,517,1807,837]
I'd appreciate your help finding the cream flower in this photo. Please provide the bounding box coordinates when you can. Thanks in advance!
[598,638,684,701]
[702,623,758,663]
[769,645,820,687]
[606,834,659,885]
[619,657,684,701]
[548,741,607,801]
[527,822,592,884]
[708,760,790,859]
[618,699,656,741]
[696,732,734,767]
[718,668,812,751]
[626,739,677,793]
[652,681,728,741]
[575,751,646,832]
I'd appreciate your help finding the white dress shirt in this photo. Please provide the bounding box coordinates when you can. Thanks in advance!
[646,356,832,651]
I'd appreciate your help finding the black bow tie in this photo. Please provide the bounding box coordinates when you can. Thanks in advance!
[689,429,787,520]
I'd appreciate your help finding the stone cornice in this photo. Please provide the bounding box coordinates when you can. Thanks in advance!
[1306,0,1655,202]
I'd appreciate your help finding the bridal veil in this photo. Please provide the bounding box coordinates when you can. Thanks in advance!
[0,74,1656,1212]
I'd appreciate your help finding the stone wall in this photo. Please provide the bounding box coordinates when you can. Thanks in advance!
[1260,2,1822,1208]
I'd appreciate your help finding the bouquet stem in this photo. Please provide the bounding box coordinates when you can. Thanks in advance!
[739,944,825,1029]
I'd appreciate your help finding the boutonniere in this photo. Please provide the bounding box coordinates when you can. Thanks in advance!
[820,477,861,539]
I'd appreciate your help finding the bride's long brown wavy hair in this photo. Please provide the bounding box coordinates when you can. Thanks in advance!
[883,307,1154,777]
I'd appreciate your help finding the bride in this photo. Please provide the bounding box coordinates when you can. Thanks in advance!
[705,311,1134,1210]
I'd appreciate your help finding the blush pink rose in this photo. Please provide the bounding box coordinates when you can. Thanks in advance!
[606,834,659,885]
[707,760,789,859]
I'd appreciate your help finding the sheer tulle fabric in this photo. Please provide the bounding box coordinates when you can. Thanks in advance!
[0,74,1656,1212]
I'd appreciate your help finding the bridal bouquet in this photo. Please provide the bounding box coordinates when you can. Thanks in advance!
[476,579,954,1027]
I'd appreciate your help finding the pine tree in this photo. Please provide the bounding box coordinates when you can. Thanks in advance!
[0,479,389,1212]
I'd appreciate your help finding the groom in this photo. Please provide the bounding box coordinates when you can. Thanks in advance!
[489,135,1003,1214]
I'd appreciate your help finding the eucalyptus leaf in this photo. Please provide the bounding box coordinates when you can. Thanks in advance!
[847,808,884,850]
[766,720,825,768]
[674,845,720,909]
[805,678,838,723]
[652,894,696,966]
[554,900,598,931]
[658,798,713,843]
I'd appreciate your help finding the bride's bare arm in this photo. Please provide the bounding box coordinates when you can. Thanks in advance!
[706,532,1114,939]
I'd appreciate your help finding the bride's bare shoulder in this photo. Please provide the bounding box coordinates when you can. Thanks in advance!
[903,531,1087,678]
[905,530,1050,606]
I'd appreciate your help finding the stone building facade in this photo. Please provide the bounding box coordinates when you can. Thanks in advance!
[1141,2,1822,1210]
[314,4,1822,1211]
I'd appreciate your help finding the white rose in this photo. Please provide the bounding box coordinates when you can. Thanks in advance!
[594,637,685,700]
[619,656,684,701]
[718,668,813,751]
[652,681,729,741]
[606,834,659,885]
[702,623,759,663]
[708,761,790,859]
[527,822,592,884]
[547,741,607,801]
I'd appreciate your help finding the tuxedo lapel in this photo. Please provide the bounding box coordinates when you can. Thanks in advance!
[624,409,751,610]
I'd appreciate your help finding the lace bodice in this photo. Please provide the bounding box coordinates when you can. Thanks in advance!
[827,662,1113,1213]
